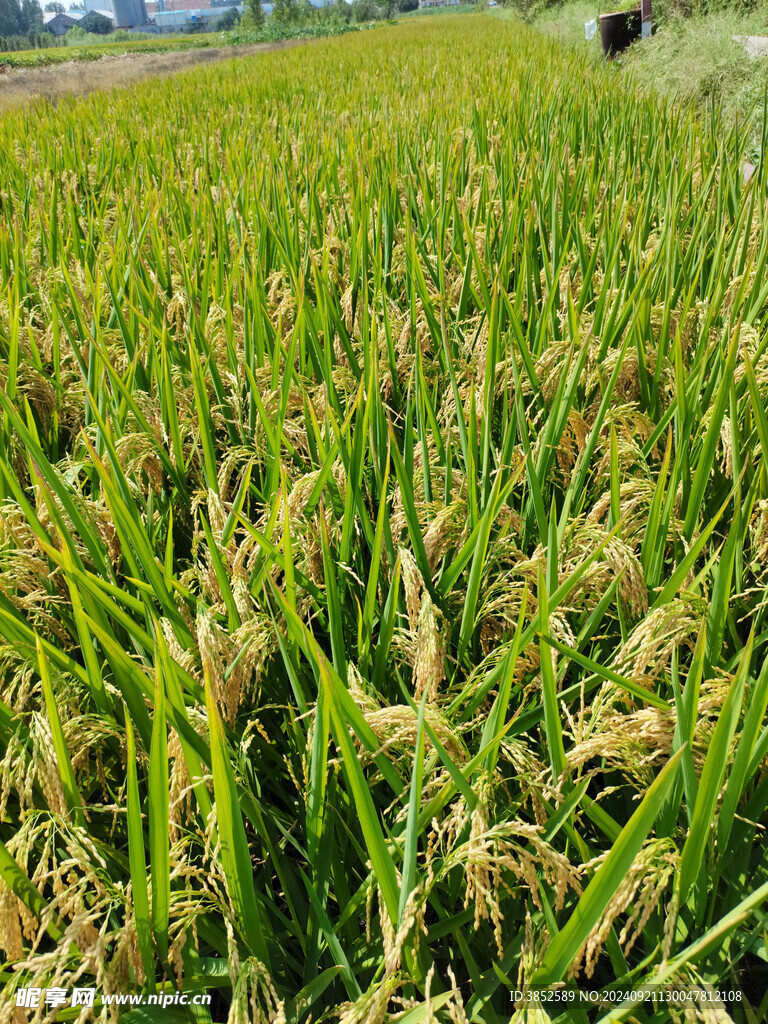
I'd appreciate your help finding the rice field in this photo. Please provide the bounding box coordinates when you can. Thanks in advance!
[1,13,768,1023]
[0,35,215,69]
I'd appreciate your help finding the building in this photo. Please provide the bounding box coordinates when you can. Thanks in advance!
[44,7,119,31]
[44,12,78,33]
[151,4,240,30]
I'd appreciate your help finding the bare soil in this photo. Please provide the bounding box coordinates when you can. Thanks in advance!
[0,39,309,112]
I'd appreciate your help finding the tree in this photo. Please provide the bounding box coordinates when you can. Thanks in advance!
[332,0,351,21]
[242,0,264,27]
[0,0,22,34]
[216,4,240,27]
[44,1,64,11]
[354,0,376,20]
[21,0,43,31]
[78,8,112,31]
[271,0,298,27]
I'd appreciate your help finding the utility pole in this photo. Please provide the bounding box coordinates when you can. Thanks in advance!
[641,0,651,38]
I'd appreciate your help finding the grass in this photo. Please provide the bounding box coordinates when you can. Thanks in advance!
[1,10,768,1022]
[621,10,768,135]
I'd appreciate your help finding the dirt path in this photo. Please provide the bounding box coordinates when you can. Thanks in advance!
[0,38,309,112]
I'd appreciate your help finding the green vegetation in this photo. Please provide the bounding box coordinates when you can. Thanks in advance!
[1,11,768,1023]
[399,2,477,15]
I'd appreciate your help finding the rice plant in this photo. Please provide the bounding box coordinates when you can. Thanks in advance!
[1,13,768,1023]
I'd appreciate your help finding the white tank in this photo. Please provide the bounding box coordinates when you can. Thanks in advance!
[111,0,147,26]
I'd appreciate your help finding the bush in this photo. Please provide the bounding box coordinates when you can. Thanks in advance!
[222,16,360,42]
[64,25,98,43]
[64,25,135,44]
[1,28,60,48]
[216,5,241,28]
